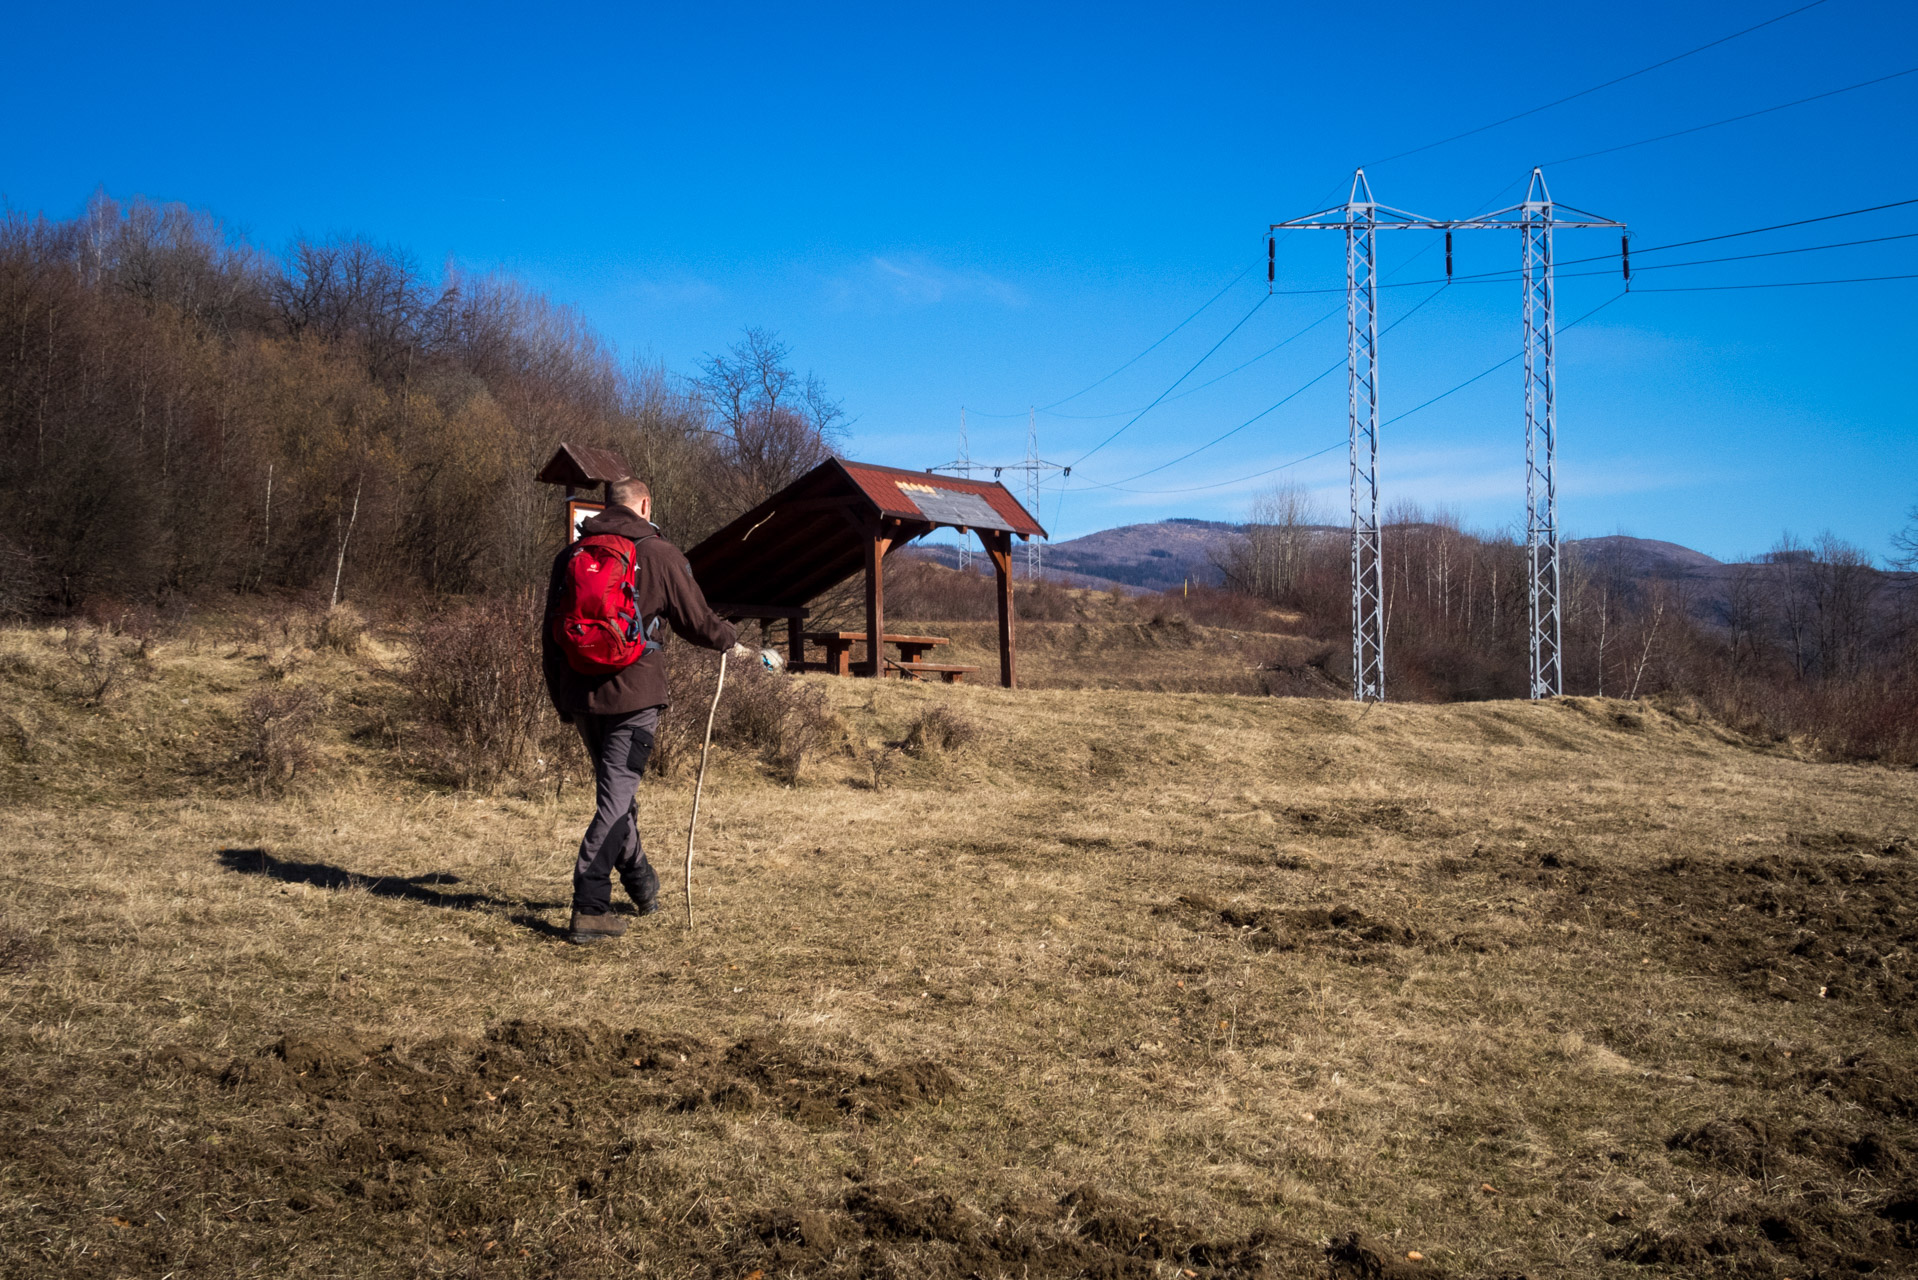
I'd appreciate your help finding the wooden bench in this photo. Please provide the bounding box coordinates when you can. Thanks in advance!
[887,660,979,685]
[804,631,951,677]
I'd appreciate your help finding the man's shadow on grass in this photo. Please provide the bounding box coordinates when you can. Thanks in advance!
[216,848,571,939]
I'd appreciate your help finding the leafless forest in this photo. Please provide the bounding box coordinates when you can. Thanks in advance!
[0,195,839,614]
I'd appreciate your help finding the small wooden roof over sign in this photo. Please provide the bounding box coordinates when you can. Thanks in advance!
[535,443,632,488]
[686,458,1045,611]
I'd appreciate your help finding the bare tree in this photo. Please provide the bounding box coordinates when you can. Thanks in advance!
[1216,481,1326,604]
[1768,532,1816,679]
[1891,504,1918,572]
[1810,533,1881,681]
[693,328,844,509]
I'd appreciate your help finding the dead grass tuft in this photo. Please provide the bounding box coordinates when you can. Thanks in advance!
[315,602,369,657]
[238,685,322,791]
[903,703,977,758]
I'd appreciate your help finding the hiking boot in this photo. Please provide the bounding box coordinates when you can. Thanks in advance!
[622,857,661,917]
[567,910,628,944]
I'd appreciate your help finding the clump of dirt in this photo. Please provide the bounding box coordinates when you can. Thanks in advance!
[1802,1053,1918,1121]
[1291,903,1425,947]
[0,925,46,973]
[1159,895,1429,960]
[204,1021,960,1137]
[1326,1231,1445,1278]
[1538,843,1918,1016]
[741,1180,1306,1277]
[1648,1110,1918,1274]
[1612,1188,1918,1279]
[1665,1116,1864,1178]
[1285,802,1458,840]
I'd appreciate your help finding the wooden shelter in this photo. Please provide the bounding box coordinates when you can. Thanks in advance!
[535,443,632,495]
[686,458,1046,688]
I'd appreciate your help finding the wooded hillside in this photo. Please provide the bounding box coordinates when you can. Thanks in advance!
[0,195,835,615]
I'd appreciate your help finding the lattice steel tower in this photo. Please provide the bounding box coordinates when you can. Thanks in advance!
[1343,173,1386,701]
[1520,170,1562,697]
[1272,167,1622,701]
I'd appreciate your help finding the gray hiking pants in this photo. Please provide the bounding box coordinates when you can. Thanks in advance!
[571,706,661,916]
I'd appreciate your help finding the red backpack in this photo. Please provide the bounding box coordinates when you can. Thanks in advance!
[553,533,656,675]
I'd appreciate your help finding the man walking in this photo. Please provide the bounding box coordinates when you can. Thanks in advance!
[542,477,744,944]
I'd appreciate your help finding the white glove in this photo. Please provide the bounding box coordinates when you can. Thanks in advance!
[727,642,753,660]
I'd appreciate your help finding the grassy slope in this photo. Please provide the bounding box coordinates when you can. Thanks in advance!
[1,622,1915,1278]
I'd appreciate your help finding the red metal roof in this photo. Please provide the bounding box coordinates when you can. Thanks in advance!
[837,460,1046,538]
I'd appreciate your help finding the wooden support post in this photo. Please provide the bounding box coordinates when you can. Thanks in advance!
[865,525,893,678]
[789,617,805,672]
[984,530,1016,689]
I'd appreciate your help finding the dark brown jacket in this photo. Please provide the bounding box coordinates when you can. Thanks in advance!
[541,506,738,718]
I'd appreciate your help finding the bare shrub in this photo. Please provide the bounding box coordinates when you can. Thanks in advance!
[316,603,368,656]
[405,593,549,788]
[240,686,321,791]
[903,704,977,758]
[1148,583,1292,631]
[61,630,137,706]
[1256,637,1344,698]
[857,740,898,791]
[656,642,840,783]
[263,646,307,681]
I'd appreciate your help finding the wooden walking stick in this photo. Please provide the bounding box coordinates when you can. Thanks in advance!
[683,651,729,929]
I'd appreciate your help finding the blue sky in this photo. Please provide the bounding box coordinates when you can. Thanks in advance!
[5,1,1915,560]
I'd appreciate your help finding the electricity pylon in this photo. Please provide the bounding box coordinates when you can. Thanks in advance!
[1270,167,1623,701]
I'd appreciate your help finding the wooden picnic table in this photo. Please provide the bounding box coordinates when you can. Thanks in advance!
[802,630,951,677]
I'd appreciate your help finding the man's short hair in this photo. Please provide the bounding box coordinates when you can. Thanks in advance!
[608,478,651,510]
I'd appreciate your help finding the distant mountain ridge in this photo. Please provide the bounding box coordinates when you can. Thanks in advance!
[912,521,1883,606]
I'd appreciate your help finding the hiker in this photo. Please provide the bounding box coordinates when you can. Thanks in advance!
[542,477,746,944]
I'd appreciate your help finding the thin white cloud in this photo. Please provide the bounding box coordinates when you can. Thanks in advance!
[823,254,1025,310]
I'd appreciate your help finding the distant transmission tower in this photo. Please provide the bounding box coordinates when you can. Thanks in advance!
[991,409,1067,581]
[929,410,1064,579]
[957,410,974,572]
[1271,166,1622,702]
[1024,409,1042,580]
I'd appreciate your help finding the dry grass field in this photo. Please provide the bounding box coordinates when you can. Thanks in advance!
[2,617,1915,1279]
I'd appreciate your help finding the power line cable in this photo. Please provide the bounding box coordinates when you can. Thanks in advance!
[1067,293,1272,467]
[1091,292,1632,497]
[1630,272,1918,291]
[1078,283,1454,490]
[966,264,1255,418]
[1087,441,1351,496]
[1544,65,1918,167]
[1268,224,1918,294]
[1621,197,1918,255]
[1367,0,1833,166]
[1381,291,1630,427]
[1042,305,1344,420]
